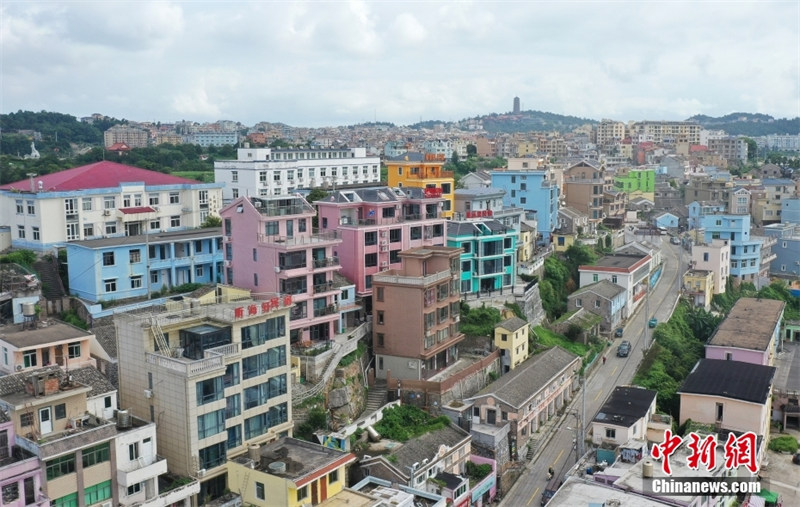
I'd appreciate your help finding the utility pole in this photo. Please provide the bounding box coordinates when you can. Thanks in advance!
[579,376,585,460]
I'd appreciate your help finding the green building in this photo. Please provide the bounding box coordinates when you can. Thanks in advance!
[447,220,518,295]
[614,168,655,201]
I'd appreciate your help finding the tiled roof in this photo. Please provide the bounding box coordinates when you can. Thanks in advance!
[91,317,118,359]
[593,386,656,427]
[569,280,626,300]
[68,367,116,397]
[0,161,200,192]
[707,298,785,351]
[496,317,528,333]
[679,359,775,404]
[470,346,579,408]
[0,365,114,398]
[389,424,470,474]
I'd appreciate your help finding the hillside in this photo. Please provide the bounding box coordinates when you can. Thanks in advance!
[686,112,799,137]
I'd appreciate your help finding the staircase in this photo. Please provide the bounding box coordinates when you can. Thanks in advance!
[33,258,66,300]
[364,380,388,414]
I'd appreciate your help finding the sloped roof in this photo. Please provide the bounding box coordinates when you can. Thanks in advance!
[568,279,626,301]
[388,424,470,474]
[707,298,785,351]
[469,346,580,408]
[593,386,657,427]
[0,161,201,192]
[679,359,775,404]
[496,317,528,333]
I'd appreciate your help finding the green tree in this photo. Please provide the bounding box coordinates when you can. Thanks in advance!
[201,216,222,228]
[744,138,758,161]
[466,144,477,157]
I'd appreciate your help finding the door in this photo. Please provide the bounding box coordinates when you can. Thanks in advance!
[41,348,50,366]
[286,220,293,238]
[142,437,153,465]
[39,407,52,435]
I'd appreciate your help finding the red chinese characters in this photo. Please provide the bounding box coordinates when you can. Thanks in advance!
[651,429,683,475]
[723,432,758,474]
[234,307,245,319]
[686,432,717,472]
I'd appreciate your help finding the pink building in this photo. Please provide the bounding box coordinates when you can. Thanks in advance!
[0,322,98,375]
[220,195,342,345]
[0,412,47,506]
[705,297,784,366]
[315,186,446,298]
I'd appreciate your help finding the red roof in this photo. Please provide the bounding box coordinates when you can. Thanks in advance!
[0,161,201,192]
[107,142,132,151]
[119,206,156,214]
[689,145,709,153]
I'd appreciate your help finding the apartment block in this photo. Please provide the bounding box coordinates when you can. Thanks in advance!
[490,167,558,244]
[682,269,714,311]
[214,147,380,202]
[613,168,655,201]
[751,178,796,226]
[699,214,762,282]
[0,161,223,252]
[66,228,223,303]
[372,247,463,381]
[705,297,784,366]
[115,294,293,503]
[578,254,651,317]
[104,125,149,148]
[386,152,456,218]
[690,239,730,295]
[628,121,701,145]
[763,223,800,277]
[707,136,748,163]
[220,195,341,345]
[314,186,447,298]
[0,406,46,507]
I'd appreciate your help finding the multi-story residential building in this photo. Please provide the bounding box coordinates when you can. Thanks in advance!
[220,195,341,345]
[653,181,683,212]
[0,409,46,507]
[463,346,580,460]
[567,280,626,333]
[679,359,776,439]
[422,139,455,159]
[314,186,447,298]
[782,197,800,224]
[595,119,627,147]
[187,131,238,148]
[628,121,701,145]
[578,253,651,317]
[729,187,751,215]
[0,161,223,252]
[699,214,762,282]
[0,321,97,375]
[227,437,356,507]
[66,228,223,303]
[751,178,796,225]
[613,168,655,201]
[707,136,748,163]
[214,147,381,202]
[386,152,456,218]
[687,200,727,229]
[562,160,609,229]
[493,317,529,373]
[690,238,730,294]
[447,188,521,295]
[763,223,800,277]
[383,141,410,158]
[0,262,41,324]
[518,220,537,263]
[681,269,714,311]
[115,294,294,503]
[591,386,657,447]
[705,297,784,366]
[490,167,559,244]
[371,247,462,381]
[459,170,492,190]
[104,125,149,148]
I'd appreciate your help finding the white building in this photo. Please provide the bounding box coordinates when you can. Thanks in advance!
[214,147,381,201]
[0,161,223,252]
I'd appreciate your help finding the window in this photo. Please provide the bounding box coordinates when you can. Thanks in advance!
[611,275,618,284]
[15,200,23,214]
[23,350,37,368]
[171,216,181,228]
[377,311,384,325]
[104,279,117,293]
[298,218,307,232]
[68,342,81,358]
[103,251,115,266]
[594,300,601,308]
[105,222,117,235]
[297,485,309,502]
[255,482,265,501]
[265,221,279,235]
[31,226,40,241]
[390,250,401,263]
[84,480,111,505]
[169,192,180,204]
[389,229,401,243]
[364,253,378,267]
[575,298,582,307]
[328,469,339,484]
[46,454,76,480]
[2,484,19,503]
[364,231,377,245]
[592,274,599,282]
[196,376,224,405]
[21,412,34,427]
[83,224,94,237]
[148,193,160,206]
[130,249,141,263]
[150,219,161,231]
[104,396,112,408]
[227,425,242,449]
[716,403,723,422]
[131,276,143,289]
[82,442,110,467]
[53,493,78,507]
[703,252,709,262]
[26,200,35,215]
[55,403,66,419]
[365,275,372,289]
[231,171,238,182]
[17,226,25,239]
[104,196,116,209]
[377,333,385,347]
[128,442,140,461]
[198,409,226,439]
[605,428,616,439]
[127,483,142,496]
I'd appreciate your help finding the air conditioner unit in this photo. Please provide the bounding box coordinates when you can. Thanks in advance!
[197,468,207,477]
[381,261,388,268]
[103,210,111,216]
[380,239,388,246]
[144,389,153,399]
[380,230,388,238]
[380,246,388,252]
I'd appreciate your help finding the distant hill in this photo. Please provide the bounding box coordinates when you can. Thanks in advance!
[411,110,596,134]
[686,112,800,137]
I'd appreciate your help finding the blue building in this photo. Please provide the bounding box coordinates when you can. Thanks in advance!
[653,211,679,230]
[490,170,558,244]
[700,214,762,282]
[763,223,800,277]
[688,201,727,229]
[66,228,223,302]
[782,197,800,225]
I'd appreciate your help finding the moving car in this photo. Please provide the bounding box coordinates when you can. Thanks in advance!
[615,327,624,337]
[649,317,658,328]
[617,340,631,357]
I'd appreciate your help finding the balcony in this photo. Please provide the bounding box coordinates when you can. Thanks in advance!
[118,455,169,488]
[257,230,341,248]
[313,256,340,269]
[16,420,118,460]
[313,304,338,317]
[373,269,453,287]
[313,281,335,294]
[130,475,201,507]
[145,352,225,378]
[254,201,315,217]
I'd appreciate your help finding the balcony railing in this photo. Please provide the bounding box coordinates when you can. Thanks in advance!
[257,230,341,247]
[313,257,340,268]
[313,281,334,294]
[145,352,225,378]
[373,269,452,287]
[254,201,315,216]
[313,304,338,317]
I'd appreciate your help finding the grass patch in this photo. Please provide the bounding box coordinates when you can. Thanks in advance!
[768,435,798,453]
[339,342,366,367]
[374,405,451,442]
[532,326,590,356]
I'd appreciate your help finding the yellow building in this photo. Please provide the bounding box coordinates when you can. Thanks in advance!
[386,152,455,218]
[494,317,530,372]
[682,269,714,311]
[228,437,356,506]
[553,231,577,253]
[518,222,535,262]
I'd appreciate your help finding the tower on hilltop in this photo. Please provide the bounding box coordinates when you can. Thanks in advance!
[513,96,521,114]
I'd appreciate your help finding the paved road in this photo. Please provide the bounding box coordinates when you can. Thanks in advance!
[501,240,684,506]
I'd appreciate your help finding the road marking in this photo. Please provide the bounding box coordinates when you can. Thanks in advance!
[611,366,618,376]
[553,448,564,465]
[593,389,603,401]
[527,487,540,505]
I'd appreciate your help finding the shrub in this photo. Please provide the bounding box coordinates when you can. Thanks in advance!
[768,435,798,454]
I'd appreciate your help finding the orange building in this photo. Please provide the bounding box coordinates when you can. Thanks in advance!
[386,152,455,218]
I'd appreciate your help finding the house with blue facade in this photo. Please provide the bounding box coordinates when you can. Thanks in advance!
[66,228,223,302]
[653,211,679,230]
[763,223,800,277]
[783,197,800,224]
[490,169,558,244]
[700,214,762,283]
[687,201,727,229]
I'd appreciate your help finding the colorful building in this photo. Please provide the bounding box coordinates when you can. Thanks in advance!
[386,152,455,218]
[66,228,223,303]
[705,297,784,366]
[613,168,655,201]
[699,214,762,282]
[0,410,47,507]
[493,317,529,373]
[681,269,714,311]
[0,161,222,252]
[0,321,97,375]
[220,195,341,345]
[490,168,558,244]
[314,186,447,298]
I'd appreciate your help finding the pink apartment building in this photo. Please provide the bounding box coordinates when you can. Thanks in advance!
[0,412,47,507]
[704,297,784,366]
[220,195,342,346]
[315,186,446,300]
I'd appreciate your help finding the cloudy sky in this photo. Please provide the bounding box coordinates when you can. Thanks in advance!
[2,1,798,127]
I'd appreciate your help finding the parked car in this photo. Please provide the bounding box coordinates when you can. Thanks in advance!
[615,327,624,337]
[670,236,681,245]
[649,317,658,328]
[617,340,631,357]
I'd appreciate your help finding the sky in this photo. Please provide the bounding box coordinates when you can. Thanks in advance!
[2,1,799,128]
